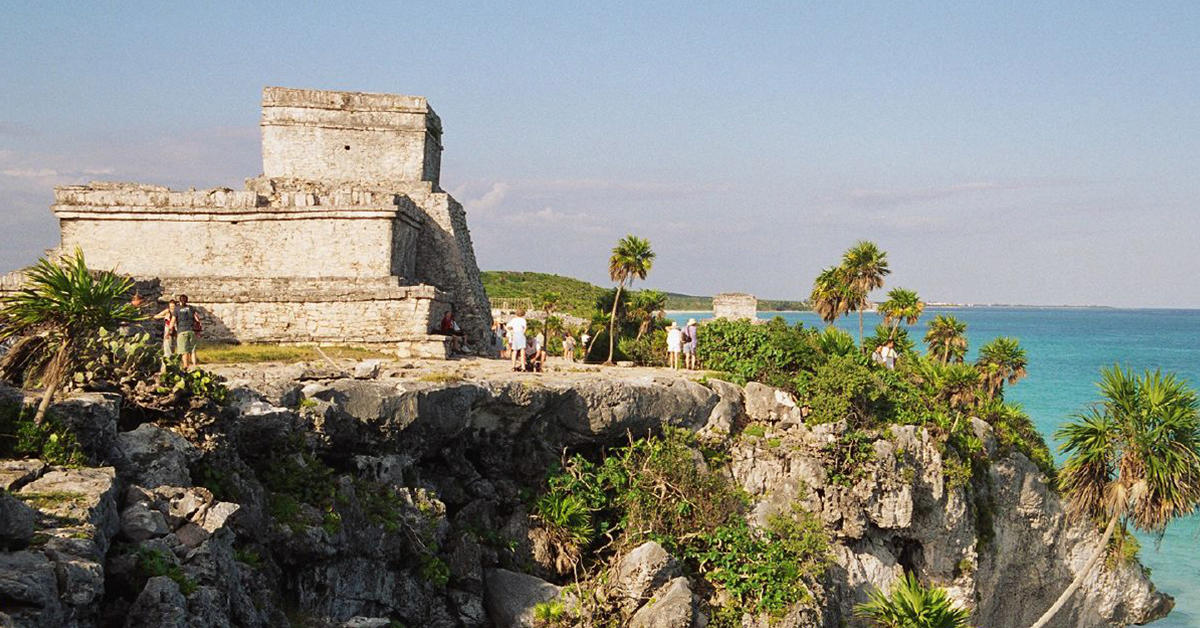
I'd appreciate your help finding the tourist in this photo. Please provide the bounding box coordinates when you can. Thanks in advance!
[527,336,546,372]
[563,335,577,362]
[666,321,683,370]
[436,310,464,354]
[152,299,178,361]
[173,295,202,369]
[581,330,590,351]
[507,309,527,371]
[491,320,506,358]
[883,340,898,370]
[682,318,698,370]
[535,331,545,355]
[873,340,898,371]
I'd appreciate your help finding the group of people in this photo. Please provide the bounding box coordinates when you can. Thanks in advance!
[492,309,555,372]
[152,294,202,369]
[665,318,699,370]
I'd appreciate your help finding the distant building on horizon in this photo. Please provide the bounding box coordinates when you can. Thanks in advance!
[712,293,757,320]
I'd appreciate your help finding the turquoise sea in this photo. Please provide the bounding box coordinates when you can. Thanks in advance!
[668,308,1200,627]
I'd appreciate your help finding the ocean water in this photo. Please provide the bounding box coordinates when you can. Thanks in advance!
[668,308,1200,626]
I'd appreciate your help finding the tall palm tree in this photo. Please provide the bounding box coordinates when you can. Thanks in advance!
[842,241,891,345]
[630,289,667,340]
[976,337,1027,400]
[605,235,655,365]
[878,288,924,341]
[536,291,561,344]
[810,266,852,326]
[1029,366,1200,628]
[0,249,142,424]
[924,315,968,365]
[856,572,972,628]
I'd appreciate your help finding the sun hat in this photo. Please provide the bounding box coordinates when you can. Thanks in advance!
[687,318,696,325]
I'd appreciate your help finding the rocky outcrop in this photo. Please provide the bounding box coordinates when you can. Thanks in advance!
[733,385,1172,628]
[0,372,1174,628]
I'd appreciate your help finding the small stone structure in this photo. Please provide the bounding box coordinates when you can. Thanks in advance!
[11,87,493,357]
[712,293,757,320]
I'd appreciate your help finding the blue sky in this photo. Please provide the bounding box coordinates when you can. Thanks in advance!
[2,2,1198,307]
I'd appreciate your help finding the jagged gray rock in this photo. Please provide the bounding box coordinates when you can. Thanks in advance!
[629,576,696,628]
[116,424,198,488]
[0,459,46,491]
[616,541,679,612]
[120,501,170,542]
[125,575,188,628]
[484,568,563,628]
[0,491,36,548]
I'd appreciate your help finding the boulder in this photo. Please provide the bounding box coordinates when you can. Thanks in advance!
[483,568,563,628]
[615,541,678,611]
[0,490,37,548]
[743,382,801,425]
[51,392,122,463]
[353,360,383,380]
[0,459,46,491]
[0,551,63,627]
[629,577,696,628]
[116,424,198,488]
[19,466,121,554]
[342,618,391,628]
[125,576,188,628]
[120,502,170,542]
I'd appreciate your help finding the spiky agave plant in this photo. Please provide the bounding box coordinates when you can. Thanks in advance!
[856,572,972,628]
[0,249,142,424]
[533,491,595,574]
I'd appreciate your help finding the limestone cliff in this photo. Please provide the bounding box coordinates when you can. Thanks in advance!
[0,368,1172,628]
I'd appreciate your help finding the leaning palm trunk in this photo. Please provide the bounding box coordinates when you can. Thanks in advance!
[1028,513,1120,628]
[34,338,73,425]
[858,310,865,348]
[0,335,47,384]
[605,283,625,365]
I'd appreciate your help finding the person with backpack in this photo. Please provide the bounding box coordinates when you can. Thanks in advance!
[173,294,202,369]
[682,318,699,370]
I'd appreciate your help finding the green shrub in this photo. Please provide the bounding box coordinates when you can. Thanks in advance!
[801,355,915,428]
[825,429,875,486]
[72,328,159,390]
[420,555,450,589]
[157,360,228,403]
[137,548,197,596]
[686,508,830,617]
[619,330,667,367]
[695,318,819,389]
[0,403,84,466]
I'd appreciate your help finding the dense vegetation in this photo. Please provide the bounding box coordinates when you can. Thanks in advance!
[482,271,809,316]
[532,428,830,625]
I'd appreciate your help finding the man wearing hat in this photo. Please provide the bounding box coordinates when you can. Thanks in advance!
[682,318,699,370]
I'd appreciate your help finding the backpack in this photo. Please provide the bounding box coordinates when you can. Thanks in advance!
[682,330,692,343]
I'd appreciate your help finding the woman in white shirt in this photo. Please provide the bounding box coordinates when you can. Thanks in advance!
[666,322,683,370]
[507,309,528,371]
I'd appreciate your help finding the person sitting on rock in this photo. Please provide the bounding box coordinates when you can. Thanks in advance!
[525,336,546,372]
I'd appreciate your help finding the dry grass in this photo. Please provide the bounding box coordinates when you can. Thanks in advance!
[196,342,391,365]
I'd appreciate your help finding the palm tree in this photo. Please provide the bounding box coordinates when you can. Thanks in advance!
[0,250,142,424]
[605,236,655,365]
[536,291,561,344]
[810,266,852,326]
[924,315,968,365]
[842,241,891,345]
[856,572,972,628]
[1029,366,1200,628]
[630,289,667,340]
[976,337,1027,400]
[878,288,924,342]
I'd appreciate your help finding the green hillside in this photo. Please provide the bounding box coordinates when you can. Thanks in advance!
[481,271,810,315]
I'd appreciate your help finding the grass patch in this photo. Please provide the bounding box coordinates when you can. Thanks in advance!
[418,372,464,384]
[195,342,390,365]
[137,547,197,596]
[17,490,88,511]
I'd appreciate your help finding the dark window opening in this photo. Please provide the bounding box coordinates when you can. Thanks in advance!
[344,145,351,150]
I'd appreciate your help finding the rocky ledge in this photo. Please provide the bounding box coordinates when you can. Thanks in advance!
[0,364,1173,627]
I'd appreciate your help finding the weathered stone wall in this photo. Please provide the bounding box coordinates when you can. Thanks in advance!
[261,87,442,187]
[54,184,423,280]
[712,293,757,320]
[145,277,447,345]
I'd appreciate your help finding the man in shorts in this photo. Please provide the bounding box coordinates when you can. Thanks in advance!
[173,295,202,369]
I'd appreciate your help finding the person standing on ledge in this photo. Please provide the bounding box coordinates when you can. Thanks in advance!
[563,334,577,362]
[173,295,202,369]
[666,321,683,370]
[682,318,699,370]
[507,309,527,371]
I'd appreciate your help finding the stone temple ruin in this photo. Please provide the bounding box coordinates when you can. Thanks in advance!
[712,292,757,320]
[12,87,493,358]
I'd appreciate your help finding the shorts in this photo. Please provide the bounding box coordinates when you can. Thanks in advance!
[175,331,197,355]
